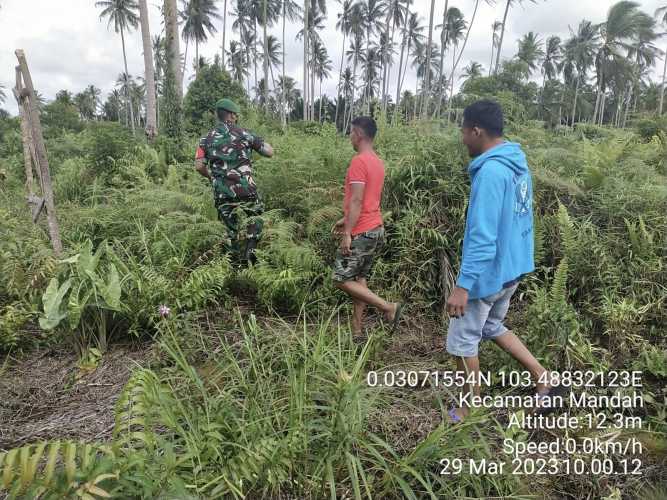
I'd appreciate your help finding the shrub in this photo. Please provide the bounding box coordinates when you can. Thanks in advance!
[85,122,139,179]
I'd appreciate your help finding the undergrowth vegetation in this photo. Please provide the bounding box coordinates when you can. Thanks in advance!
[1,113,666,498]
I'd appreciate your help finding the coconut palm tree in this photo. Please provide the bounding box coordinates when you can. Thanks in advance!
[181,0,221,78]
[443,10,466,119]
[335,0,355,126]
[563,20,599,125]
[346,30,365,129]
[338,66,355,127]
[96,0,139,134]
[623,19,660,125]
[279,0,301,126]
[138,0,157,138]
[460,61,483,82]
[360,44,382,108]
[116,72,135,127]
[152,34,166,127]
[297,6,326,119]
[381,0,409,113]
[164,0,182,100]
[540,36,562,116]
[516,31,545,78]
[359,0,387,113]
[312,40,333,121]
[593,1,654,125]
[227,40,249,83]
[104,89,124,122]
[494,0,538,75]
[259,35,282,89]
[253,0,281,112]
[435,6,464,118]
[444,0,491,117]
[434,1,450,116]
[276,75,300,120]
[395,11,424,119]
[422,0,437,117]
[656,5,667,114]
[489,21,502,76]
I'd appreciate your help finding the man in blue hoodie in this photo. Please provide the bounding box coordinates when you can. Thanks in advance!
[446,100,555,422]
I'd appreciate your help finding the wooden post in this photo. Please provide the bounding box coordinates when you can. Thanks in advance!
[14,49,63,256]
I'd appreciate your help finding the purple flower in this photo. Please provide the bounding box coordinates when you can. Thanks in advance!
[158,305,171,317]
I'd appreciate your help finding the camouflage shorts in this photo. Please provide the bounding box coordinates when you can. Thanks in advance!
[332,226,384,282]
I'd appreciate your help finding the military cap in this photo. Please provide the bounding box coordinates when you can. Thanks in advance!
[215,98,241,114]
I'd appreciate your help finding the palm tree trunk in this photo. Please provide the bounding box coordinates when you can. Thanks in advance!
[335,29,347,130]
[195,40,199,77]
[222,0,228,68]
[366,26,371,114]
[253,20,259,101]
[346,52,359,132]
[164,0,181,101]
[263,0,269,113]
[319,78,323,122]
[311,53,316,119]
[120,26,136,135]
[183,38,189,81]
[394,21,407,124]
[434,0,449,119]
[660,45,667,115]
[383,13,398,115]
[303,0,309,120]
[622,83,632,128]
[539,72,546,119]
[139,0,157,139]
[413,75,419,120]
[281,0,287,128]
[494,0,511,75]
[571,75,580,126]
[422,0,436,118]
[445,0,480,114]
[489,32,495,76]
[446,43,457,120]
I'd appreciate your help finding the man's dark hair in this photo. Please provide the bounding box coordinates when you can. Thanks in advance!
[462,100,504,137]
[351,116,377,140]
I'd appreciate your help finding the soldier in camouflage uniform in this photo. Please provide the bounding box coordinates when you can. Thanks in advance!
[194,98,274,264]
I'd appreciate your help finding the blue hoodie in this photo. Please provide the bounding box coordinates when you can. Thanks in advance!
[456,142,535,300]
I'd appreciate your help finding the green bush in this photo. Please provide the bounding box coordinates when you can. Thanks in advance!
[85,121,139,179]
[183,62,247,134]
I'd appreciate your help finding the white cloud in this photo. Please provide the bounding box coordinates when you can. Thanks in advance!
[1,0,664,116]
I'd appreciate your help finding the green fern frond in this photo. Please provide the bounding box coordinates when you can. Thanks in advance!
[557,202,576,260]
[307,205,341,236]
[550,258,569,306]
[114,369,162,452]
[0,441,116,498]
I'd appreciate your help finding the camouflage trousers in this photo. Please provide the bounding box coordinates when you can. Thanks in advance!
[216,198,265,263]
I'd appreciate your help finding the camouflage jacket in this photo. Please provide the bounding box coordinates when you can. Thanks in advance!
[198,121,265,201]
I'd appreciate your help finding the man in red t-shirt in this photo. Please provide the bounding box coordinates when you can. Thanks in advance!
[332,116,403,335]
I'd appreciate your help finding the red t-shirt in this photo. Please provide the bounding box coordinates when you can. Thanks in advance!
[344,151,385,235]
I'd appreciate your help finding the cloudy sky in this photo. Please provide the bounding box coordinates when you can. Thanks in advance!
[0,0,664,116]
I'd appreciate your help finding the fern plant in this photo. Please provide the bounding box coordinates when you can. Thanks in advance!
[0,441,118,499]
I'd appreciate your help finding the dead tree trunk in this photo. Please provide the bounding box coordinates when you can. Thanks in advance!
[14,49,63,256]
